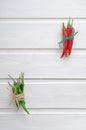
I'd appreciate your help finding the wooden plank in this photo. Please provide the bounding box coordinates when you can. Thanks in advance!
[0,114,86,130]
[1,108,86,114]
[0,0,86,18]
[1,80,86,108]
[0,20,83,49]
[0,50,86,79]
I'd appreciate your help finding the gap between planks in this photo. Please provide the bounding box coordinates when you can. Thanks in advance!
[1,79,86,84]
[0,18,86,23]
[1,78,86,81]
[1,108,86,115]
[0,48,86,51]
[0,49,85,54]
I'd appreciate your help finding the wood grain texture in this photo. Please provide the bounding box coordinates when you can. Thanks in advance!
[0,80,86,108]
[0,50,86,79]
[0,19,84,49]
[0,0,86,18]
[0,114,86,130]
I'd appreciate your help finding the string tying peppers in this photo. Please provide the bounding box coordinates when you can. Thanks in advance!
[8,72,29,114]
[58,19,78,58]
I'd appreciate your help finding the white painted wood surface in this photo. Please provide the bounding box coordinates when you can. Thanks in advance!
[0,19,83,49]
[0,80,86,108]
[0,114,86,130]
[0,0,86,18]
[0,0,86,129]
[0,50,86,79]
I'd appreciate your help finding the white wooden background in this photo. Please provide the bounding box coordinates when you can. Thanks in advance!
[0,0,86,129]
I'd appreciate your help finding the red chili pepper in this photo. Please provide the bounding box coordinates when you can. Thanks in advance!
[60,19,76,58]
[61,23,68,58]
[67,19,74,55]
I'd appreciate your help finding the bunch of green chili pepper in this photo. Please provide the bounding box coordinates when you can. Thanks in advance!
[8,72,29,114]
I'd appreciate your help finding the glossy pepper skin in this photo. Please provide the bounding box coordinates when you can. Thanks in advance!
[61,23,68,58]
[66,20,74,55]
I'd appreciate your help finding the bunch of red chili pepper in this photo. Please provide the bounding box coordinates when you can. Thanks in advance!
[58,19,78,58]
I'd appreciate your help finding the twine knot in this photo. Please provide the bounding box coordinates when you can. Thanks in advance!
[13,93,25,109]
[58,31,78,48]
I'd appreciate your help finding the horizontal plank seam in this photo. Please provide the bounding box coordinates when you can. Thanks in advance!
[1,108,86,115]
[1,82,86,85]
[0,48,86,51]
[0,18,86,20]
[0,78,86,80]
[1,78,86,80]
[0,18,86,23]
[0,50,85,54]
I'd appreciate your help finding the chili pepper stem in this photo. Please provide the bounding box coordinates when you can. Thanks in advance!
[62,22,65,29]
[71,19,73,27]
[8,74,16,83]
[62,22,67,35]
[67,18,71,28]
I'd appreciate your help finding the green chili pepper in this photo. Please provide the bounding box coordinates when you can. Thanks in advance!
[8,72,29,114]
